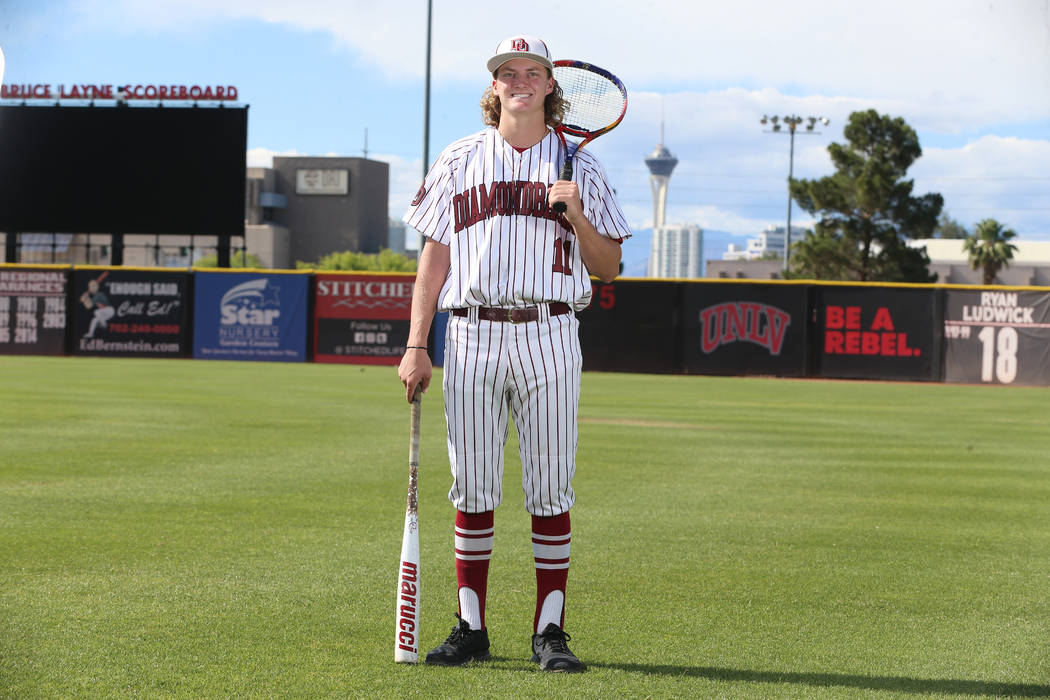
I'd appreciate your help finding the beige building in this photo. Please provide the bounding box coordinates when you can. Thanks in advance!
[707,237,1050,284]
[909,239,1050,286]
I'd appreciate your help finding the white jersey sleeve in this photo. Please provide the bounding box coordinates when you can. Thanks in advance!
[572,148,632,244]
[402,139,465,245]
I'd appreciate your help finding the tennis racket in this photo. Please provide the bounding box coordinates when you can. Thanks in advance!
[551,60,628,213]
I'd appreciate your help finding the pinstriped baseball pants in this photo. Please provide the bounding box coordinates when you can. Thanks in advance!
[441,308,581,517]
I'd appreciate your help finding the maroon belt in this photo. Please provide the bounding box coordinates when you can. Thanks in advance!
[452,302,571,323]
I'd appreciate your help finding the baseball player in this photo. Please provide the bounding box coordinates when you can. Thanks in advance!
[397,35,631,672]
[80,277,114,339]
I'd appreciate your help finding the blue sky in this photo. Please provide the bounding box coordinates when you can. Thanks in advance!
[2,0,1049,275]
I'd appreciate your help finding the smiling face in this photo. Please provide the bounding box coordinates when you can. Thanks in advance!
[491,58,554,119]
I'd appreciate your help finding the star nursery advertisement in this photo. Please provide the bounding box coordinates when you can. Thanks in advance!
[193,272,308,362]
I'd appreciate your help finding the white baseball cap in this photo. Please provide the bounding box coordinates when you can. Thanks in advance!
[486,35,553,74]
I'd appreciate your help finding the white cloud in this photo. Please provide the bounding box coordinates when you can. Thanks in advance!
[70,0,1050,126]
[594,88,1050,238]
[246,146,303,168]
[49,1,1047,242]
[259,84,1050,242]
[914,136,1050,237]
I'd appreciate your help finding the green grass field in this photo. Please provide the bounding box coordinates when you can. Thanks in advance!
[1,356,1048,698]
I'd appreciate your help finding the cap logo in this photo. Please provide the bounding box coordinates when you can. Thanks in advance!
[511,38,529,52]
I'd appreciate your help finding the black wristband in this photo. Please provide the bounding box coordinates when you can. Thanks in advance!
[406,345,428,350]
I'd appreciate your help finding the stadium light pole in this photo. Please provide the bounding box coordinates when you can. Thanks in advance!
[418,0,433,259]
[761,114,828,273]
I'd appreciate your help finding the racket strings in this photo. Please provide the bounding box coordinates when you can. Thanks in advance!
[555,67,626,133]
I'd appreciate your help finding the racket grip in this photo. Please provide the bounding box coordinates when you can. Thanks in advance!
[552,160,574,213]
[559,159,573,182]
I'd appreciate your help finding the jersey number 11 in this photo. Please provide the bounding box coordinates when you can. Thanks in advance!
[552,239,573,276]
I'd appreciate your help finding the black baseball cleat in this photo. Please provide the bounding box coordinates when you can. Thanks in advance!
[424,614,491,666]
[530,623,584,672]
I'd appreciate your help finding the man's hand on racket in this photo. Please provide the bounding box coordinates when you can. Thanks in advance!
[548,180,583,223]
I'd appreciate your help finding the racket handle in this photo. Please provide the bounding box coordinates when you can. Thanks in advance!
[559,159,573,182]
[552,159,574,213]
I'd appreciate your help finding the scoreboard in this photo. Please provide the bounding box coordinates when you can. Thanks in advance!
[944,289,1050,386]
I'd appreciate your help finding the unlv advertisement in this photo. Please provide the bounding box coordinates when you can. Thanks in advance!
[72,268,189,357]
[193,272,308,362]
[943,289,1050,386]
[313,273,413,365]
[814,286,937,381]
[682,283,809,377]
[0,267,68,356]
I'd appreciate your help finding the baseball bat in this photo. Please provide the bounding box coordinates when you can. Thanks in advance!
[80,270,109,306]
[394,385,422,663]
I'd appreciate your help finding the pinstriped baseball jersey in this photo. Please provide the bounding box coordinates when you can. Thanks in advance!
[403,125,628,517]
[403,127,631,310]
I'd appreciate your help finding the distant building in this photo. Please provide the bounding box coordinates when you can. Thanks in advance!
[643,121,704,278]
[707,236,1050,284]
[245,156,389,267]
[645,141,677,232]
[722,225,805,261]
[909,239,1050,286]
[388,218,407,255]
[648,223,704,279]
[706,258,784,280]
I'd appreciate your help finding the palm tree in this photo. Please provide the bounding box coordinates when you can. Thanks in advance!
[963,219,1018,285]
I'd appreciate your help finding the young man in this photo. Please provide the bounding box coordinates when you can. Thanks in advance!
[397,34,631,672]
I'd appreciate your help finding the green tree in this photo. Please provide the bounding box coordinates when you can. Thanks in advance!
[963,218,1018,285]
[788,109,943,282]
[193,250,263,268]
[935,213,969,239]
[297,248,418,272]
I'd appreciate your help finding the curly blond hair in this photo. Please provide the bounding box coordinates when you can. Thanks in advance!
[481,75,567,128]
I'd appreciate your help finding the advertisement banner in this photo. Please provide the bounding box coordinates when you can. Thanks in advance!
[313,273,414,365]
[681,282,809,377]
[193,271,308,362]
[943,289,1050,386]
[0,266,68,356]
[71,268,189,357]
[814,286,937,381]
[577,280,682,374]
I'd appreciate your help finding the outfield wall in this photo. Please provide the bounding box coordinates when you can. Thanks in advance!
[2,264,1048,387]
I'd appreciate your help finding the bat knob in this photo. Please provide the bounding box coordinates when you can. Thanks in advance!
[552,201,567,214]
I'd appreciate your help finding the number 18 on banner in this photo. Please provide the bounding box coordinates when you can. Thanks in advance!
[944,290,1050,386]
